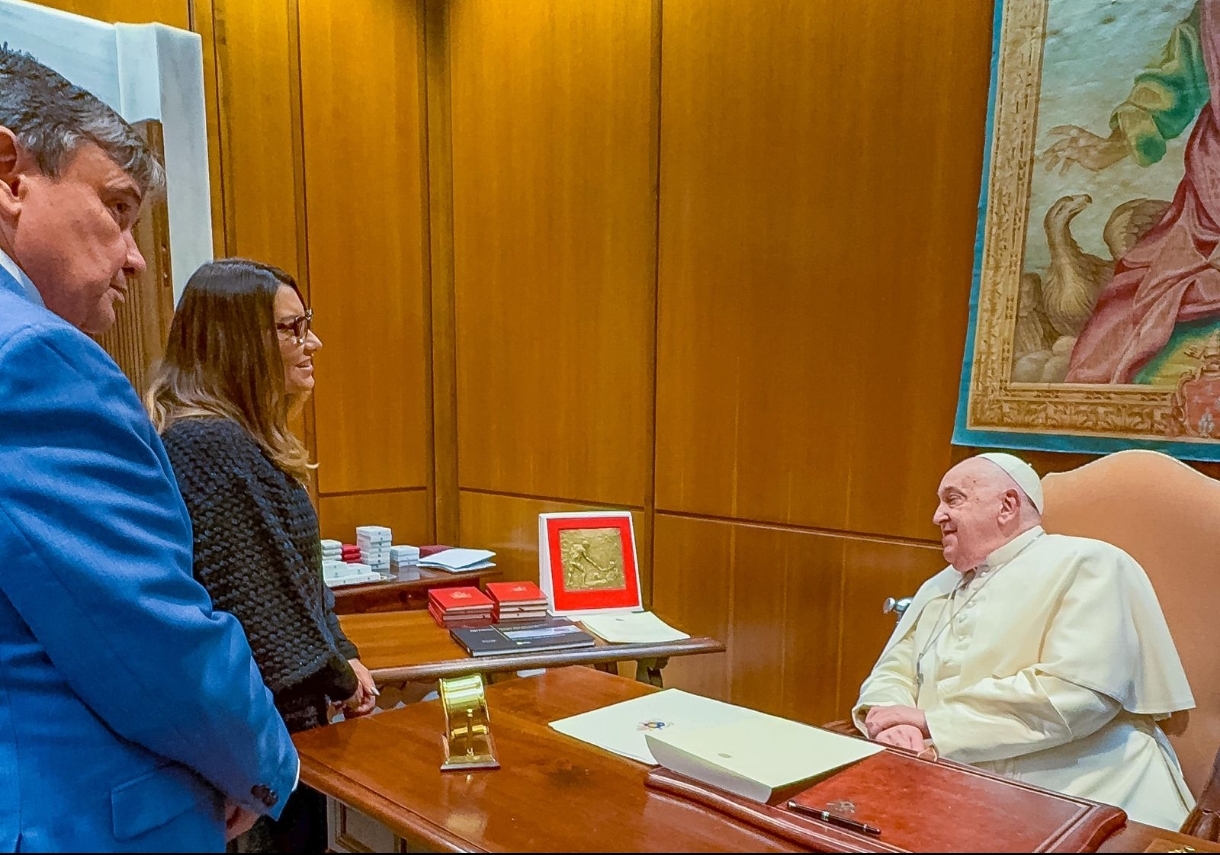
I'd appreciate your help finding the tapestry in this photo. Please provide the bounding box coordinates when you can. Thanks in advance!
[954,0,1220,459]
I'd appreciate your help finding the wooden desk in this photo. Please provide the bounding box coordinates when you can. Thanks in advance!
[296,668,1219,854]
[338,609,725,687]
[330,567,502,615]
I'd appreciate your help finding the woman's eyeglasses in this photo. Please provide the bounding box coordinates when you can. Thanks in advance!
[275,309,313,345]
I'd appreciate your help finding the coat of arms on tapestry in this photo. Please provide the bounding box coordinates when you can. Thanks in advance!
[955,0,1220,459]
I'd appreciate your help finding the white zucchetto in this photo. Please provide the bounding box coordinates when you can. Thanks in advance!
[976,452,1044,513]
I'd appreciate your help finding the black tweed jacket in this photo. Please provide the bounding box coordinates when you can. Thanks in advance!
[162,416,358,734]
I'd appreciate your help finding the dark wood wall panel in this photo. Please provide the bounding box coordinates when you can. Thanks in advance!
[447,0,657,506]
[206,0,302,274]
[458,491,651,596]
[318,489,431,546]
[837,536,949,708]
[35,0,185,26]
[654,0,994,542]
[298,0,430,497]
[654,514,948,725]
[649,515,733,701]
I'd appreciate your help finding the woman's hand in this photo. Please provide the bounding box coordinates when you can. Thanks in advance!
[343,659,379,718]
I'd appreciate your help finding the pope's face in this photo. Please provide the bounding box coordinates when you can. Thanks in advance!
[931,460,1008,572]
[2,139,147,333]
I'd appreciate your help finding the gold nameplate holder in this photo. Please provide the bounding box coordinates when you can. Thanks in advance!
[438,674,500,771]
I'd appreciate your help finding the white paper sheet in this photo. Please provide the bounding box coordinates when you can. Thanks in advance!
[548,689,765,764]
[579,611,690,644]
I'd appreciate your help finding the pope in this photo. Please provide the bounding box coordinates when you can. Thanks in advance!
[853,453,1195,830]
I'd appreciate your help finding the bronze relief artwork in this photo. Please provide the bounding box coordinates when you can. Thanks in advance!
[955,0,1220,459]
[558,529,627,592]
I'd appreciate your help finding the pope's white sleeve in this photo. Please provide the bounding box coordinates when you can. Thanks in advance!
[925,671,1120,764]
[851,627,918,733]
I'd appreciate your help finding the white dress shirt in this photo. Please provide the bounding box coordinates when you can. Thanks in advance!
[0,246,43,306]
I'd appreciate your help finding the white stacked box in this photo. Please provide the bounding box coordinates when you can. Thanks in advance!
[322,559,381,587]
[390,544,421,580]
[356,525,392,572]
[320,539,343,563]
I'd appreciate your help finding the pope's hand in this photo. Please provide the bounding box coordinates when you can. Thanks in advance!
[863,704,929,739]
[874,724,925,752]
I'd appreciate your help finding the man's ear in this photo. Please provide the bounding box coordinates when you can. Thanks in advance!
[0,127,28,221]
[999,488,1021,522]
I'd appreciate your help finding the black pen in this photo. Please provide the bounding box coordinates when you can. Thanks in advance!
[786,800,882,836]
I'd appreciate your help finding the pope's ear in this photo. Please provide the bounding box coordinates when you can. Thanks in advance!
[0,127,26,218]
[999,488,1021,519]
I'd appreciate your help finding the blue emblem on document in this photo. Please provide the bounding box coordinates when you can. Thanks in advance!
[637,719,672,731]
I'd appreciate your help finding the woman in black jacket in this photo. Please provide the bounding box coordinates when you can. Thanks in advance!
[147,258,377,852]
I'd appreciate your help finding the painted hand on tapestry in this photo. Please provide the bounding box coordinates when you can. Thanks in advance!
[1041,126,1130,176]
[1011,0,1218,387]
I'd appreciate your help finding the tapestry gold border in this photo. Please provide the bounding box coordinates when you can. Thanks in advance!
[966,0,1181,442]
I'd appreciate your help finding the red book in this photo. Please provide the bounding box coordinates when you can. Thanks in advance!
[428,586,493,612]
[427,602,447,627]
[429,603,490,628]
[418,544,455,558]
[485,581,547,605]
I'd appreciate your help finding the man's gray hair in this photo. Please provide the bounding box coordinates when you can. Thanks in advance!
[0,43,164,197]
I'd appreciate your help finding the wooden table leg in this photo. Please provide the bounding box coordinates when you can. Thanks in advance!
[636,658,668,688]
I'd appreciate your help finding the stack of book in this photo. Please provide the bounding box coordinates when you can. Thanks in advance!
[340,543,361,563]
[390,545,421,580]
[320,539,343,563]
[322,560,381,588]
[486,581,549,625]
[356,525,391,573]
[428,586,494,628]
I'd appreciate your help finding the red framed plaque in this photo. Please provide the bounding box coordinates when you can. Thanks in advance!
[538,511,641,615]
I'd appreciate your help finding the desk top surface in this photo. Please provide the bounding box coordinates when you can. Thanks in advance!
[294,668,1207,853]
[339,610,726,683]
[329,567,502,613]
[296,668,801,852]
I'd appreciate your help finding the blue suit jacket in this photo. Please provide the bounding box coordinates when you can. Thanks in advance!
[0,269,298,852]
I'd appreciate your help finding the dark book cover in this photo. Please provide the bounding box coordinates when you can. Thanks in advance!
[450,618,597,657]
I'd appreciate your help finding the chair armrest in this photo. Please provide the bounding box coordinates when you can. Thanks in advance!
[820,718,860,737]
[1180,745,1220,841]
[1181,808,1220,842]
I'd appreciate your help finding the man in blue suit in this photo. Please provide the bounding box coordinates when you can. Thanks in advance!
[0,46,299,852]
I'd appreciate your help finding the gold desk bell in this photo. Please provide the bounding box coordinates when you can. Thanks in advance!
[438,673,500,771]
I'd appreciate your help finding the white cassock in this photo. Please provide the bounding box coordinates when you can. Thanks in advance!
[853,526,1195,830]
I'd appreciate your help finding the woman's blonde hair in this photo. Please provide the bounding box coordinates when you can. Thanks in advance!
[146,258,314,482]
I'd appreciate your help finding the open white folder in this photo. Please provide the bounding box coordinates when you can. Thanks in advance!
[645,714,881,803]
[549,688,881,803]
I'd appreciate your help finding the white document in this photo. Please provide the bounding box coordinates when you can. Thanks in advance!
[645,715,882,804]
[549,689,774,765]
[417,548,496,572]
[579,611,690,644]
